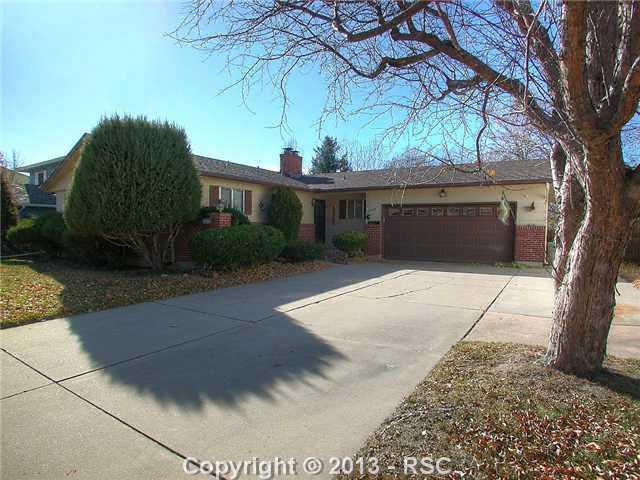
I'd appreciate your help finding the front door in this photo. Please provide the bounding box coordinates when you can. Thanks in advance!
[314,200,326,243]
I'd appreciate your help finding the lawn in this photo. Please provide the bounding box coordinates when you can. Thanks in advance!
[339,342,639,479]
[0,258,330,328]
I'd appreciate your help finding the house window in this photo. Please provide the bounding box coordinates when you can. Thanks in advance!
[431,207,444,216]
[232,188,244,211]
[402,208,415,216]
[219,187,245,211]
[463,207,476,216]
[389,208,401,216]
[447,207,460,216]
[220,187,232,208]
[36,171,46,185]
[417,208,429,216]
[339,199,365,220]
[479,206,493,216]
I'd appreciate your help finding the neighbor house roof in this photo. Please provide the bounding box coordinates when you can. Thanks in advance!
[18,156,66,173]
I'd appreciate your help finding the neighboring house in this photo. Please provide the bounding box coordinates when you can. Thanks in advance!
[43,134,552,264]
[13,158,62,217]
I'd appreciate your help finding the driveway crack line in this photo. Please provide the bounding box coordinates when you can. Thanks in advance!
[459,275,515,341]
[253,270,419,323]
[0,348,218,477]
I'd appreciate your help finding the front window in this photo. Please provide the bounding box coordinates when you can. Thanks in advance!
[220,187,232,208]
[36,171,46,185]
[232,188,244,211]
[339,199,365,220]
[220,187,244,211]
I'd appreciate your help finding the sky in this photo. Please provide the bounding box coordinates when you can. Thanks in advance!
[1,0,397,171]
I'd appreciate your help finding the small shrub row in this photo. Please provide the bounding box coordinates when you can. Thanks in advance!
[189,224,285,270]
[6,212,129,267]
[280,240,325,262]
[332,230,367,256]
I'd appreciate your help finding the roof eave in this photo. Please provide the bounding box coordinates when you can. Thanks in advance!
[305,178,552,193]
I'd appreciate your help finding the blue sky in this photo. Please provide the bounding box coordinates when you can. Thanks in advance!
[2,0,396,171]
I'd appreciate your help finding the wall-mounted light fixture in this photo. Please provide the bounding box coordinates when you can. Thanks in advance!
[439,189,447,198]
[525,201,535,211]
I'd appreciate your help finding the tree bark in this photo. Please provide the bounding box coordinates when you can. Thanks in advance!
[545,135,634,374]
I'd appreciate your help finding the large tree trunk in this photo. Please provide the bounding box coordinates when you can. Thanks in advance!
[545,135,634,375]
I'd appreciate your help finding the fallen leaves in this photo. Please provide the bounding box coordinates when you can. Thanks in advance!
[338,342,640,480]
[0,259,331,328]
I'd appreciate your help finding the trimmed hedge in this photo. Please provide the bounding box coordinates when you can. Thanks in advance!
[189,224,285,270]
[268,187,302,242]
[6,219,41,251]
[280,240,325,262]
[332,230,367,256]
[65,115,201,270]
[36,212,67,252]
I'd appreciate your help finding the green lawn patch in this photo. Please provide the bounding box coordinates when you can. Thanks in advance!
[0,258,330,328]
[339,342,639,479]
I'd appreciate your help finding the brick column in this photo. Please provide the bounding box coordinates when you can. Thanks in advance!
[366,222,383,256]
[298,224,315,242]
[210,212,233,229]
[515,224,546,263]
[174,213,233,263]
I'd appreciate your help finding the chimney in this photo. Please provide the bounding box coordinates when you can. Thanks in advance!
[280,148,303,177]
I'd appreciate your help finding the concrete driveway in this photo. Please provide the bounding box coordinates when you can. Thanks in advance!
[1,262,638,479]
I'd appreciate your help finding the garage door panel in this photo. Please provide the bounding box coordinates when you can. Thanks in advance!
[384,203,515,263]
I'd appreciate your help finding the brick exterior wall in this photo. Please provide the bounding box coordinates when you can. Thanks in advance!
[366,222,383,256]
[515,224,546,263]
[298,223,315,242]
[174,212,233,263]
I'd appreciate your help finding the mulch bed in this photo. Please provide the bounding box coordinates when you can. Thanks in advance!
[0,258,331,328]
[338,342,639,479]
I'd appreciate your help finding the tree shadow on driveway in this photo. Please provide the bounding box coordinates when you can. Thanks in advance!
[55,264,410,410]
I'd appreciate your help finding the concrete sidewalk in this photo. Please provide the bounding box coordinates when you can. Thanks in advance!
[468,276,640,359]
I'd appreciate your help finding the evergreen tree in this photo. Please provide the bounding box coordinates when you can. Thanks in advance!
[310,136,351,174]
[0,170,18,239]
[65,115,201,270]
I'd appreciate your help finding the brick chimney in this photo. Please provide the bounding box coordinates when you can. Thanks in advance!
[280,148,303,177]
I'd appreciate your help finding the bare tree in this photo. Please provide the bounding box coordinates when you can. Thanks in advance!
[176,0,640,374]
[485,122,553,161]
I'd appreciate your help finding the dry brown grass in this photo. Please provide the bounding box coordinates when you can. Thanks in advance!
[0,258,330,328]
[338,342,639,479]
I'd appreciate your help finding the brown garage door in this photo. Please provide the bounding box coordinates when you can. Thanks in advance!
[383,203,515,263]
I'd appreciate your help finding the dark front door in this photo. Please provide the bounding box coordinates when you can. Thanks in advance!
[383,203,515,263]
[314,200,326,243]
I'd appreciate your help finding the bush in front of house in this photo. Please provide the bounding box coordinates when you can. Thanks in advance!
[1,171,18,239]
[65,115,201,270]
[280,240,325,262]
[268,187,302,242]
[35,212,67,253]
[332,230,368,256]
[199,206,250,226]
[62,232,131,268]
[188,224,285,270]
[6,218,42,251]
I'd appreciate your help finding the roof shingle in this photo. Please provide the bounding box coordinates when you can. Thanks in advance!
[194,155,551,191]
